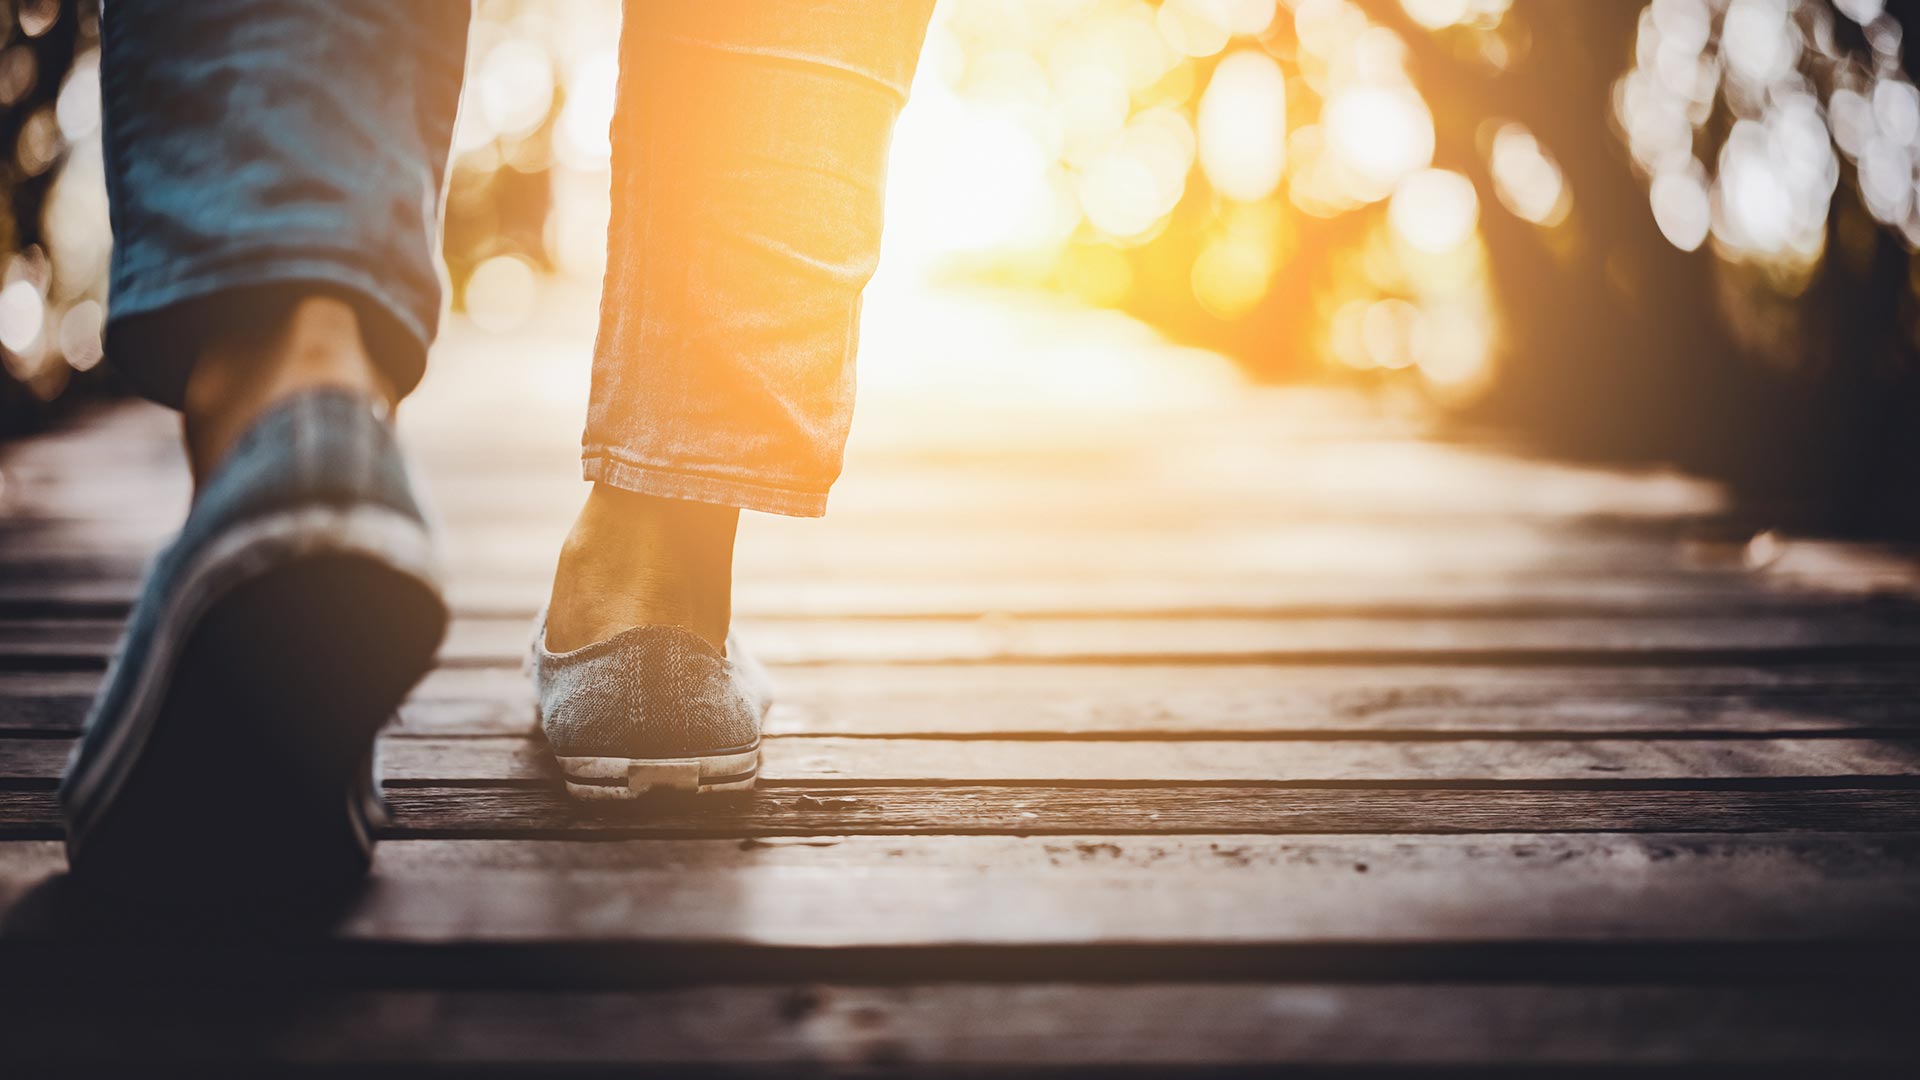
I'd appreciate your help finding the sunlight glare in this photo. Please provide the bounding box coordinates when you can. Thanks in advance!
[881,86,1070,271]
[1650,168,1711,251]
[53,49,98,142]
[1389,168,1478,253]
[57,297,102,371]
[1399,0,1472,30]
[1079,146,1166,238]
[1412,301,1492,392]
[476,38,555,141]
[1721,0,1800,86]
[554,48,617,170]
[1158,0,1276,57]
[1323,84,1434,196]
[0,278,44,354]
[1197,50,1286,202]
[1487,123,1569,226]
[464,254,539,335]
[1191,204,1279,318]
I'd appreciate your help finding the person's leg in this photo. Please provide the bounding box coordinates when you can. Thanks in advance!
[62,0,467,889]
[101,0,468,474]
[544,0,934,655]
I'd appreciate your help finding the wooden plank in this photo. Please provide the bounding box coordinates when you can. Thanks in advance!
[749,662,1920,739]
[9,539,1917,617]
[0,671,96,733]
[395,664,1920,740]
[5,735,1918,786]
[7,786,1917,838]
[11,288,1920,1076]
[452,613,1920,666]
[0,481,1730,536]
[726,736,1920,786]
[10,571,1889,621]
[3,834,1919,952]
[4,983,1911,1070]
[17,612,1920,668]
[0,508,1713,553]
[0,531,1738,590]
[1,397,1733,519]
[0,505,1766,579]
[18,662,1920,739]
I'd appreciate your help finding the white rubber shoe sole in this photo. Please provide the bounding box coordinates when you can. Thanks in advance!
[553,744,760,799]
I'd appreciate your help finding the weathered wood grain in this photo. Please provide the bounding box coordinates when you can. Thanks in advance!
[465,612,1920,665]
[13,571,1902,621]
[5,834,1920,947]
[6,983,1913,1070]
[749,662,1920,738]
[16,611,1920,668]
[11,297,1920,1071]
[0,539,1757,605]
[17,662,1920,738]
[1,396,1732,521]
[8,786,1917,838]
[398,670,1920,741]
[6,734,1918,786]
[386,786,1920,837]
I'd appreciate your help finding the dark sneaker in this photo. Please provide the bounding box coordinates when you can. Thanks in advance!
[60,390,447,890]
[530,617,769,799]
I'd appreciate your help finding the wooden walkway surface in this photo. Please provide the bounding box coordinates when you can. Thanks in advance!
[2,291,1919,1073]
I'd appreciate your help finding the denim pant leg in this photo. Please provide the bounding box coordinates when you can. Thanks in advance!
[99,1,470,408]
[584,1,934,517]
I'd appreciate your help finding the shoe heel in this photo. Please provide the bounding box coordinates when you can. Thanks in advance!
[67,546,447,894]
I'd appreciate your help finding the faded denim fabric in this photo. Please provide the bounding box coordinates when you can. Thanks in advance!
[585,1,934,516]
[100,0,932,517]
[100,0,471,407]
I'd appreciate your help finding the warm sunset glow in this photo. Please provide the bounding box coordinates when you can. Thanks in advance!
[1322,84,1434,196]
[1390,168,1479,253]
[864,0,1504,397]
[1487,123,1569,227]
[1197,49,1286,202]
[25,0,1907,422]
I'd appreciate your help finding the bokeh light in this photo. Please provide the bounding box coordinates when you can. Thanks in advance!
[1616,0,1920,270]
[463,253,540,336]
[1487,123,1569,227]
[1323,84,1434,196]
[1389,168,1479,253]
[0,277,44,355]
[1197,49,1285,202]
[8,0,1920,434]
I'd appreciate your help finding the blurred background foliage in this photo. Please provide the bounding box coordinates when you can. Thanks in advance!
[7,0,1920,530]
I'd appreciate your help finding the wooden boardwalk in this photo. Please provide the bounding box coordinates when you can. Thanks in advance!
[3,291,1919,1073]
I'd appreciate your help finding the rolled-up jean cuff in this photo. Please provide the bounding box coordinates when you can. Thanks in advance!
[104,256,435,410]
[582,449,829,518]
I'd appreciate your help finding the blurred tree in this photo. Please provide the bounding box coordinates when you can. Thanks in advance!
[982,0,1920,532]
[0,0,101,433]
[1380,0,1920,532]
[13,0,1920,538]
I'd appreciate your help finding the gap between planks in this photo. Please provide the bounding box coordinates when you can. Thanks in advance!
[15,612,1920,669]
[6,787,1920,839]
[3,735,1919,787]
[15,663,1920,739]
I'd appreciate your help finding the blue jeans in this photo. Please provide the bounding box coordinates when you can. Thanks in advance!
[101,0,932,516]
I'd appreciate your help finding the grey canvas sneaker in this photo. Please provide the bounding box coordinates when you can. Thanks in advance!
[59,389,447,888]
[530,616,770,799]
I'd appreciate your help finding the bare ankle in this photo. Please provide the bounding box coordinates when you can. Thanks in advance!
[182,295,394,482]
[545,486,738,653]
